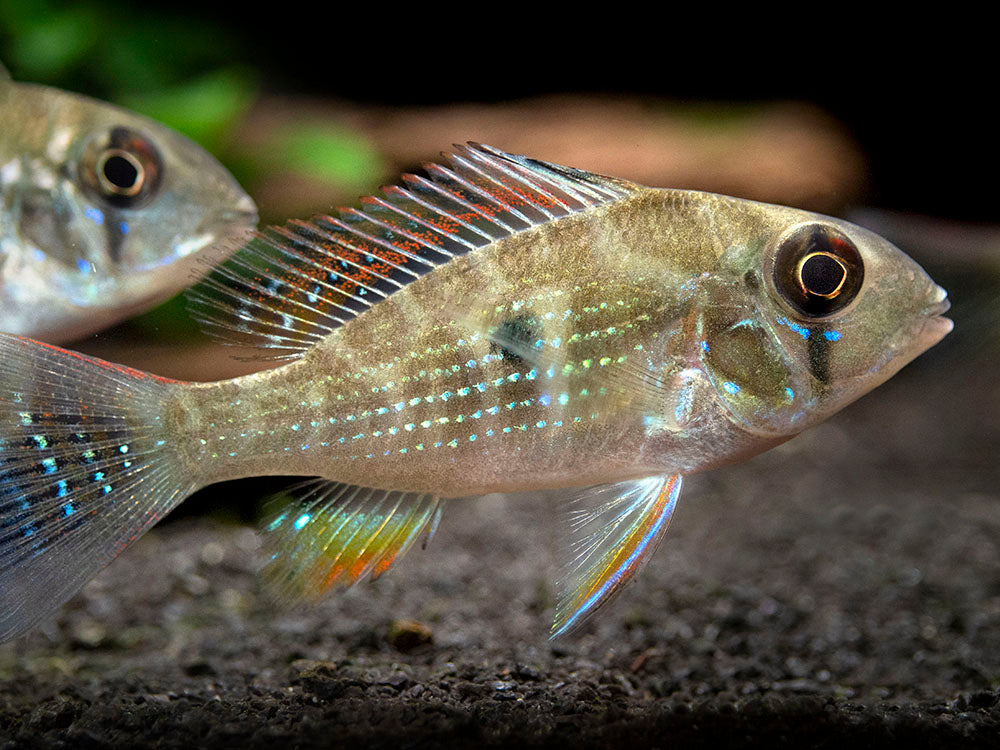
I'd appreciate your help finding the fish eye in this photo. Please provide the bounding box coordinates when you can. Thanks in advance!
[97,149,144,196]
[770,224,864,318]
[81,127,163,207]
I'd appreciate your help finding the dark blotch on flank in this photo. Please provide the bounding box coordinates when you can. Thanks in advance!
[489,314,540,363]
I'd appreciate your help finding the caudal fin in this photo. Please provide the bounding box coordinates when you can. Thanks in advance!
[0,334,190,642]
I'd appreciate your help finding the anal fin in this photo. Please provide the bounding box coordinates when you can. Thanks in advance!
[553,475,682,638]
[262,480,442,601]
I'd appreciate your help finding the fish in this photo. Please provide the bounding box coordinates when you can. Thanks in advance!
[0,61,258,343]
[0,143,952,642]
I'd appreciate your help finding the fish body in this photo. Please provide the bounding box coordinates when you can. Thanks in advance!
[0,145,951,642]
[0,63,257,342]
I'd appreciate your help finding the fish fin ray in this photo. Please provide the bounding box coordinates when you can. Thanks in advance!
[0,334,189,642]
[551,475,682,638]
[187,143,638,357]
[262,479,442,601]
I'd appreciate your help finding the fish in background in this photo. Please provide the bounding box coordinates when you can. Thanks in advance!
[0,61,257,343]
[0,144,952,642]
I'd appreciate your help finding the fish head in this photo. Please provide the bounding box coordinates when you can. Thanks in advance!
[701,202,952,437]
[0,81,257,339]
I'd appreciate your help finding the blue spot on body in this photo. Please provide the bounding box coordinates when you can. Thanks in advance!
[700,340,710,352]
[723,381,741,395]
[63,503,75,517]
[77,259,91,273]
[84,206,104,225]
[119,221,129,235]
[294,513,310,530]
[824,330,842,342]
[538,394,551,407]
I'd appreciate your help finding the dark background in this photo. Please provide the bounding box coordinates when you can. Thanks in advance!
[2,7,998,748]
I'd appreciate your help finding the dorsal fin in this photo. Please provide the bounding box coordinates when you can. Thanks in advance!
[186,143,638,359]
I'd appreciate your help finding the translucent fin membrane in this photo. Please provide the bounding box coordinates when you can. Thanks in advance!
[187,143,637,359]
[0,334,187,642]
[262,479,442,601]
[552,474,682,638]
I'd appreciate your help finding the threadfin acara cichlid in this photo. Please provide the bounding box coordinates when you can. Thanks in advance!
[0,144,952,642]
[0,61,257,343]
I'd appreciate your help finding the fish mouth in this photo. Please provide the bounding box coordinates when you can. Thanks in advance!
[917,285,954,349]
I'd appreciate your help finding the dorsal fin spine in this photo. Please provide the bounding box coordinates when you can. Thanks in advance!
[239,231,374,311]
[367,191,469,255]
[424,164,515,234]
[277,225,403,294]
[503,161,588,209]
[402,174,504,241]
[447,153,548,225]
[393,179,490,246]
[346,204,453,266]
[339,208,442,269]
[319,215,427,281]
[438,159,536,230]
[465,149,570,217]
[424,163,524,233]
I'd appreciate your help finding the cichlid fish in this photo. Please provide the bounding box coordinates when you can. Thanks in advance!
[0,61,257,343]
[0,144,952,642]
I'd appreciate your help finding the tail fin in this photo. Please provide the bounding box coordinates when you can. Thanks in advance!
[0,334,190,642]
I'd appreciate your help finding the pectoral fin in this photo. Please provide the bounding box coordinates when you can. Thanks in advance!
[262,480,442,601]
[552,475,682,638]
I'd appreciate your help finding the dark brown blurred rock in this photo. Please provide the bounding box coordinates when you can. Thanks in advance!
[237,95,865,221]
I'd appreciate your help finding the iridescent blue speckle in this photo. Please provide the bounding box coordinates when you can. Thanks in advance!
[723,381,741,395]
[824,330,842,342]
[294,513,311,530]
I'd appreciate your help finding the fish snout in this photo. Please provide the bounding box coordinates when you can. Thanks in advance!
[917,283,954,349]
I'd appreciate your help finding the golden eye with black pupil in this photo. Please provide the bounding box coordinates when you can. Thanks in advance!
[80,127,163,208]
[771,224,864,318]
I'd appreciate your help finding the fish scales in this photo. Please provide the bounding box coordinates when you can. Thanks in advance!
[0,144,952,641]
[178,191,764,494]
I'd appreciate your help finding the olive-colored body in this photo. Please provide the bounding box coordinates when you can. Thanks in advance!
[172,189,947,497]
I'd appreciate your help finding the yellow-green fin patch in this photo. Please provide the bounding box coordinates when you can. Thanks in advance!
[262,479,442,601]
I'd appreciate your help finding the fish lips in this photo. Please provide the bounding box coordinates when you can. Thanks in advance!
[916,284,953,352]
